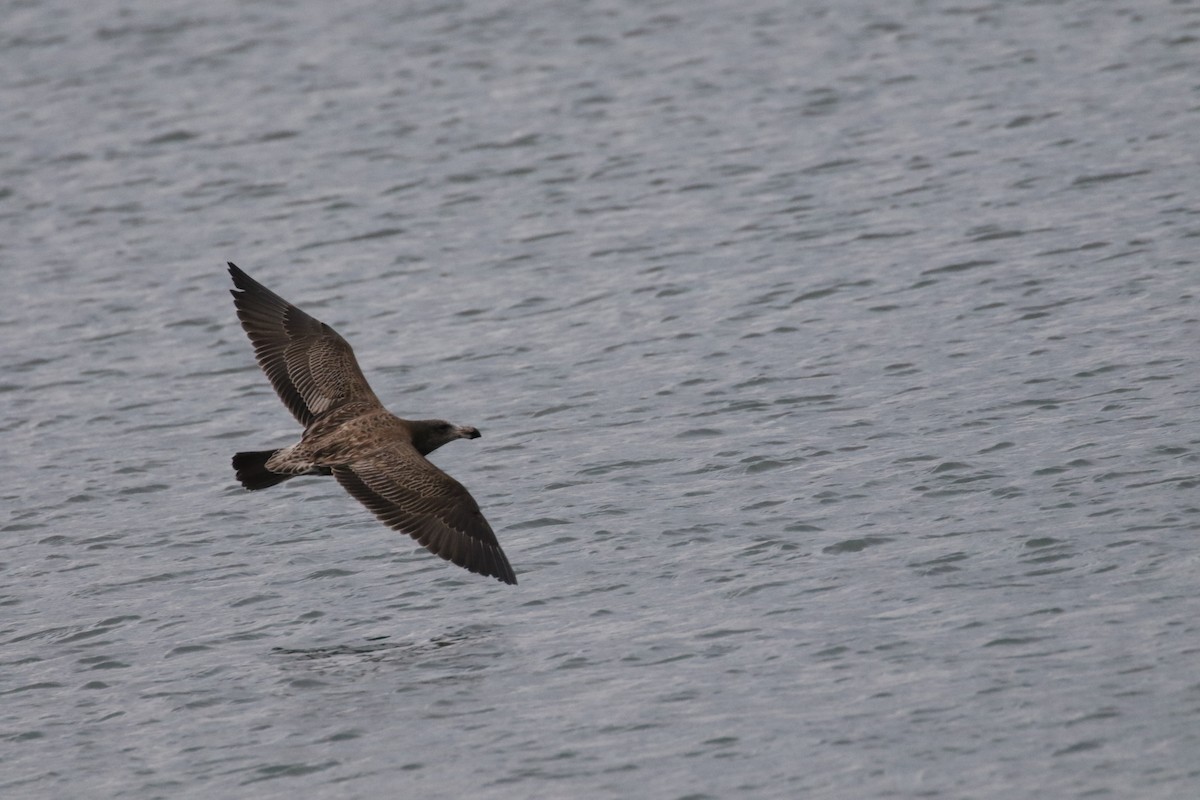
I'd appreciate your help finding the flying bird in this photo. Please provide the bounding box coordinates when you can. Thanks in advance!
[227,262,516,585]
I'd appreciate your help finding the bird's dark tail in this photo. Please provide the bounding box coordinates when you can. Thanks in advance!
[233,450,291,491]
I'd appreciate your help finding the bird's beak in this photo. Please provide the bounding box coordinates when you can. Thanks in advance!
[457,426,481,440]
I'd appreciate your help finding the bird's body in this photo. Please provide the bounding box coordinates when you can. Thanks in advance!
[227,262,516,585]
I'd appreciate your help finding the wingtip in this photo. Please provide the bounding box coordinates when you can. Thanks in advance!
[227,262,266,299]
[485,544,518,585]
[473,550,517,585]
[495,559,518,585]
[227,261,247,286]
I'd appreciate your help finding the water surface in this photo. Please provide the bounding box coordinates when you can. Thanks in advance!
[2,1,1199,798]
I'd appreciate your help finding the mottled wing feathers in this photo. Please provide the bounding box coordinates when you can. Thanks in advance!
[228,263,516,586]
[229,263,379,426]
[332,447,517,585]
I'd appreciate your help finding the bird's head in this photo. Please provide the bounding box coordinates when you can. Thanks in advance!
[410,419,481,456]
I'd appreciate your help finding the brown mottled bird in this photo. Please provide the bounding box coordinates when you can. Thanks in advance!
[227,262,516,585]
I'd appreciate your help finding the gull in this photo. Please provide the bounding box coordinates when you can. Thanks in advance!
[227,262,516,585]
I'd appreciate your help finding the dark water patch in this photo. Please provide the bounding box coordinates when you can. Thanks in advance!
[165,644,213,658]
[143,129,199,145]
[908,552,969,575]
[1070,170,1151,187]
[742,457,787,474]
[1,682,65,696]
[983,636,1048,648]
[921,259,998,276]
[532,403,578,417]
[577,458,672,476]
[822,536,893,554]
[677,427,723,438]
[304,568,356,580]
[509,517,571,530]
[240,761,339,785]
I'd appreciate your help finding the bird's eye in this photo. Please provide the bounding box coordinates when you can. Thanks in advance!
[437,423,451,433]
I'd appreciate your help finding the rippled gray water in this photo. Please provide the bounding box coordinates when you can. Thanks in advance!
[3,1,1199,797]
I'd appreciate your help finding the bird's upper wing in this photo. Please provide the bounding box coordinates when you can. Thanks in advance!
[229,262,380,426]
[331,444,517,585]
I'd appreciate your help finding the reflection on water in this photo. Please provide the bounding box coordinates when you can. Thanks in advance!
[273,627,494,661]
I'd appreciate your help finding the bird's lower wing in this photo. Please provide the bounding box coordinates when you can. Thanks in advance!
[331,450,516,585]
